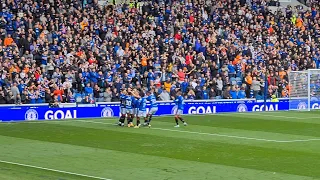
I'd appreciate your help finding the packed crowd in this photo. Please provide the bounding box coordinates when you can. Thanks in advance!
[0,0,319,104]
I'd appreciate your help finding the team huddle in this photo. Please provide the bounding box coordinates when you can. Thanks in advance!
[117,88,187,128]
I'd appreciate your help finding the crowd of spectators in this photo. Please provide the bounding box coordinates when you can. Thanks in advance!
[0,0,319,104]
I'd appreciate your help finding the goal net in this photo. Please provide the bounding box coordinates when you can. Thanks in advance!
[289,69,320,111]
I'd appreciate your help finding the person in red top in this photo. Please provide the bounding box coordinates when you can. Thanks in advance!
[76,47,84,57]
[107,17,114,25]
[53,86,64,102]
[189,13,194,23]
[174,32,182,40]
[177,69,186,83]
[185,52,193,65]
[88,54,97,65]
[175,67,196,83]
[268,25,274,34]
[34,69,41,80]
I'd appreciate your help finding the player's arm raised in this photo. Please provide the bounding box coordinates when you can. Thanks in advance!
[131,89,141,99]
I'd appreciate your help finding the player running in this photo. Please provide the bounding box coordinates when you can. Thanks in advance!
[145,90,158,127]
[173,90,187,127]
[118,89,127,126]
[134,91,147,128]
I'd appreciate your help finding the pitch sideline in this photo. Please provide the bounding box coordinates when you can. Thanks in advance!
[53,119,320,143]
[0,160,112,180]
[3,116,320,143]
[232,113,319,120]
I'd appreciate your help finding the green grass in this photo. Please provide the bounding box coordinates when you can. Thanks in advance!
[0,111,320,180]
[0,161,94,180]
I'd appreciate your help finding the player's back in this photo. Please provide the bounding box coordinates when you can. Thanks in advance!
[147,94,158,107]
[120,94,126,108]
[133,97,140,109]
[177,95,185,110]
[139,97,147,111]
[125,95,133,109]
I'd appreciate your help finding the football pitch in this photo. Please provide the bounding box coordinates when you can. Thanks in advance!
[0,111,320,180]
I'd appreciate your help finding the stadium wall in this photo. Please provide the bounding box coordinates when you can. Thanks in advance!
[0,99,319,122]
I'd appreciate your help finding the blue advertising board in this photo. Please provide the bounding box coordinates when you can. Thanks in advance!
[0,99,319,122]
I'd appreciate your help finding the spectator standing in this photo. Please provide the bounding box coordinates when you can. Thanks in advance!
[6,91,15,104]
[217,77,223,96]
[159,89,170,101]
[111,88,119,102]
[223,86,232,99]
[251,77,263,98]
[82,96,91,104]
[230,86,238,99]
[11,83,19,100]
[209,88,217,99]
[15,94,21,105]
[238,87,246,99]
[202,87,209,100]
[0,89,6,104]
[93,85,100,102]
[66,92,76,103]
[187,89,196,100]
[84,83,93,98]
[103,87,112,102]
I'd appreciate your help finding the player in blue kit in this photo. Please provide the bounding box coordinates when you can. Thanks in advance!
[132,95,140,122]
[134,91,147,128]
[126,88,141,127]
[125,91,135,127]
[145,90,158,127]
[118,89,127,126]
[173,90,187,127]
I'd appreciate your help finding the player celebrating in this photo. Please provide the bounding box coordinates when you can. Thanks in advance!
[118,89,127,126]
[125,90,135,127]
[134,91,147,128]
[174,90,187,127]
[145,90,158,127]
[132,94,140,123]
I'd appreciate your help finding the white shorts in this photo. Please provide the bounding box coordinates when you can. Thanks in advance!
[133,108,139,116]
[148,107,158,115]
[120,107,126,115]
[126,109,133,114]
[138,110,147,118]
[175,109,183,115]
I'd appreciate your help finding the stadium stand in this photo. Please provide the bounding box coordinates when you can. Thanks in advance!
[0,0,319,104]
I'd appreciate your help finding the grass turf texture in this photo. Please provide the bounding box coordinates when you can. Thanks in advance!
[0,111,319,180]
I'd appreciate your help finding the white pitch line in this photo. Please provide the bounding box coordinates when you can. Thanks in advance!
[72,120,320,143]
[5,119,320,143]
[0,160,112,180]
[238,113,319,120]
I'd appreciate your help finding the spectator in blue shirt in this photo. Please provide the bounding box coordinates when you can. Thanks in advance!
[228,61,236,78]
[90,69,98,86]
[147,69,155,82]
[230,86,238,99]
[202,86,209,100]
[238,87,246,99]
[84,83,93,97]
[181,79,189,93]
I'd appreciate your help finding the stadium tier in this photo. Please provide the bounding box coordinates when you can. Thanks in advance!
[0,0,319,104]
